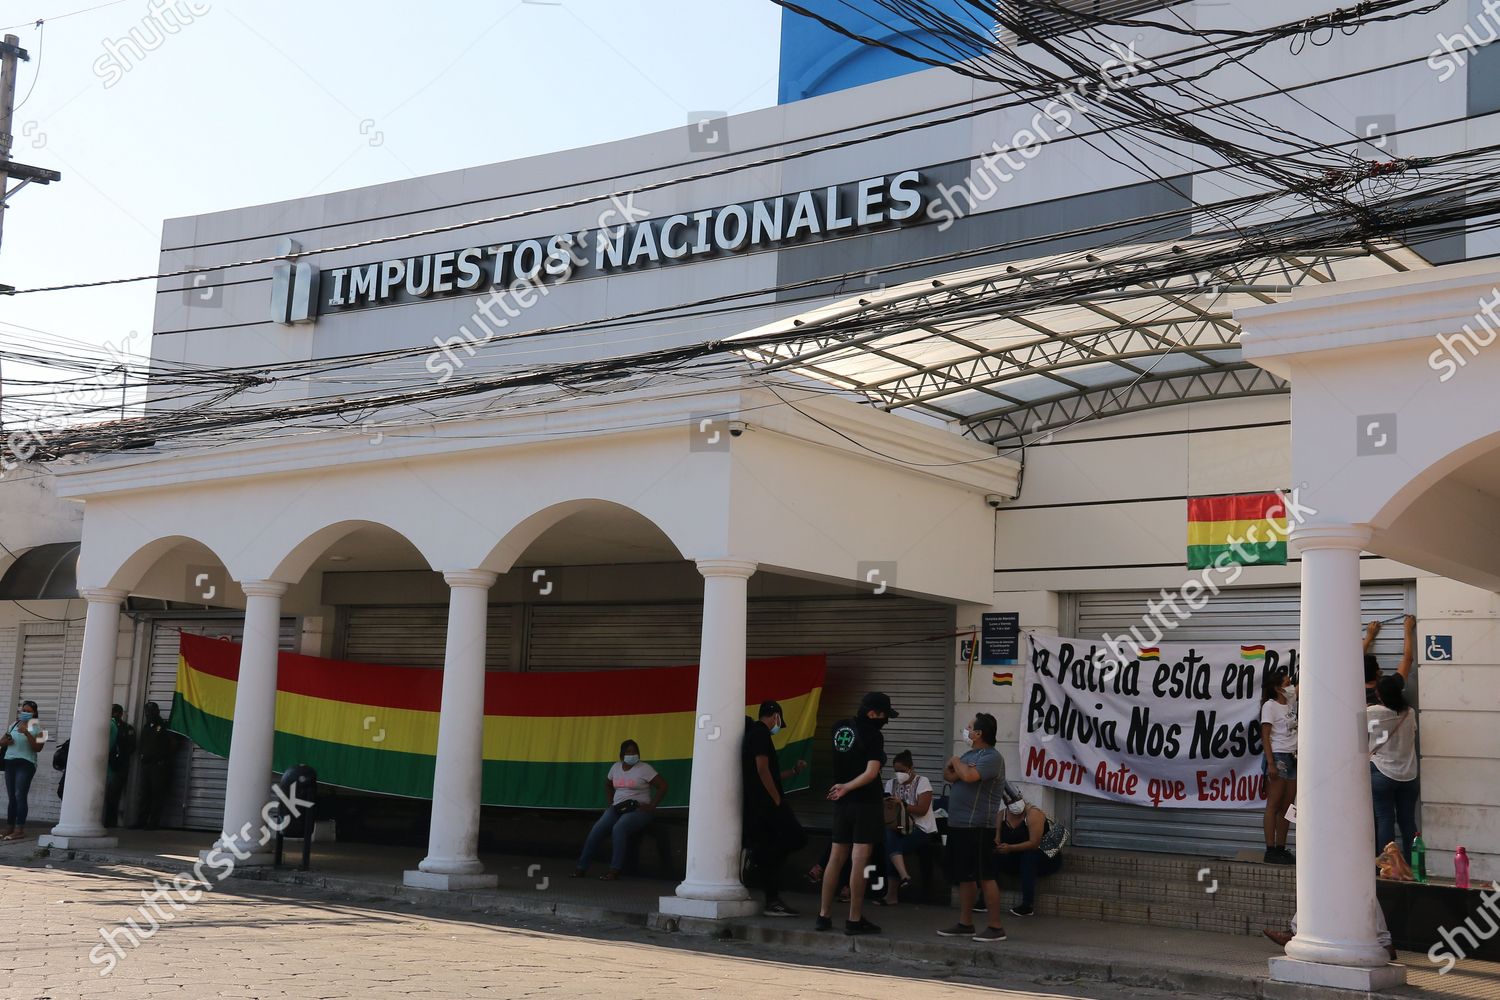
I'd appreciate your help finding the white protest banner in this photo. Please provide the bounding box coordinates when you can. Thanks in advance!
[1020,633,1298,809]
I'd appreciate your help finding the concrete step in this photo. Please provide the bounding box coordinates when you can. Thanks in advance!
[1061,847,1297,887]
[1029,848,1296,937]
[1034,891,1296,936]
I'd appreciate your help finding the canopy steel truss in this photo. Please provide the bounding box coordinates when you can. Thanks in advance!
[735,241,1425,447]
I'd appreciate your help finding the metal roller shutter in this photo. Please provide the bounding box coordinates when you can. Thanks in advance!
[15,624,79,823]
[146,618,300,831]
[339,605,514,668]
[1066,582,1412,857]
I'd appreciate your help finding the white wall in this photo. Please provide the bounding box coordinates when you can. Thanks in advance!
[1413,577,1500,881]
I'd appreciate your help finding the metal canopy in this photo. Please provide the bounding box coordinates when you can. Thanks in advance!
[734,241,1428,447]
[0,541,80,601]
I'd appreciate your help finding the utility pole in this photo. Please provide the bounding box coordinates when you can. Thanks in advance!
[0,31,61,264]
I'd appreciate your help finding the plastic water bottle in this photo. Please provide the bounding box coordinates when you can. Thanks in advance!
[1411,832,1427,883]
[1455,846,1471,889]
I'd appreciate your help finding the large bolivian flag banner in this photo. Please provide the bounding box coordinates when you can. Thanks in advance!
[170,632,825,809]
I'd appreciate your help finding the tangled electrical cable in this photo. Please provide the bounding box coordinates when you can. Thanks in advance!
[1,0,1492,469]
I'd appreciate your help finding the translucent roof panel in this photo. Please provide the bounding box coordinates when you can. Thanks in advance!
[732,241,1429,446]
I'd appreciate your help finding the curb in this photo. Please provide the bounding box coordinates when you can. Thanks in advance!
[32,846,1423,1000]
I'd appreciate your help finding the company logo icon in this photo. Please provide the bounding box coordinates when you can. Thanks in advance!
[270,238,321,325]
[1355,113,1397,154]
[182,269,224,309]
[1357,414,1398,456]
[833,725,857,751]
[687,111,729,153]
[857,561,897,595]
[184,565,225,603]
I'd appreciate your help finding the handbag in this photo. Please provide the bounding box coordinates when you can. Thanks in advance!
[1039,817,1070,859]
[883,794,912,833]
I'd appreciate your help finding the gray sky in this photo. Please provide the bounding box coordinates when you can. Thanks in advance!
[1,0,780,404]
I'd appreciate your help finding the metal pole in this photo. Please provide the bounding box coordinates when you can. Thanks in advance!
[0,32,20,255]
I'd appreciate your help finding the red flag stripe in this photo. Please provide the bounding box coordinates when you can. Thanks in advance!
[1186,493,1286,524]
[179,633,823,717]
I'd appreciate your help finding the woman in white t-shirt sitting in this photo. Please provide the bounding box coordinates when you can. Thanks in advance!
[1368,674,1419,862]
[573,739,668,880]
[1259,665,1298,866]
[883,749,937,901]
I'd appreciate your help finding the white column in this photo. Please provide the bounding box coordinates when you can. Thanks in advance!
[206,580,287,866]
[660,558,759,920]
[1270,525,1405,991]
[40,588,127,848]
[404,570,498,890]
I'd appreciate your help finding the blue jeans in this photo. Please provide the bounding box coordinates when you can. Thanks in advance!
[5,759,36,828]
[1371,763,1418,862]
[885,827,932,861]
[995,848,1063,907]
[577,805,654,872]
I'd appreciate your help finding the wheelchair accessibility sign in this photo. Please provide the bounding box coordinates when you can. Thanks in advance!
[1426,634,1453,661]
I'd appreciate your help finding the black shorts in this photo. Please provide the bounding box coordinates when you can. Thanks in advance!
[831,798,884,846]
[946,826,1000,884]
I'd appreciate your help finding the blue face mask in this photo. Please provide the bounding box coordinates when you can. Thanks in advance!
[622,754,640,766]
[17,712,32,723]
[769,720,783,735]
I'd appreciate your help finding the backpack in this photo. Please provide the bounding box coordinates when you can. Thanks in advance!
[52,739,70,772]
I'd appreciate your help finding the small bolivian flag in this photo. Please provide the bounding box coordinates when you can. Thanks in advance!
[1187,493,1288,570]
[992,672,1014,686]
[1138,647,1161,661]
[1240,645,1266,660]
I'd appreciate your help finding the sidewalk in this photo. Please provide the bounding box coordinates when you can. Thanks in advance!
[8,830,1496,1000]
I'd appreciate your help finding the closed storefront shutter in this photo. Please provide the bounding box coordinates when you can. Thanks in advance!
[339,605,514,668]
[146,617,300,831]
[15,625,78,821]
[1066,582,1411,857]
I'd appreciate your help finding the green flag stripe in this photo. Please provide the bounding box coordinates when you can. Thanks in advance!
[1186,541,1287,570]
[169,695,815,810]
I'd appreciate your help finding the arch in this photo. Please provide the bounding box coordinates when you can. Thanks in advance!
[478,499,685,575]
[1371,425,1500,530]
[266,519,435,584]
[86,533,235,593]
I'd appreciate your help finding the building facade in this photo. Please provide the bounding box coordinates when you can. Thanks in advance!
[28,0,1500,987]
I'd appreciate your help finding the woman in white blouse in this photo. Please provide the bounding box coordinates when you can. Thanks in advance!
[1368,675,1419,862]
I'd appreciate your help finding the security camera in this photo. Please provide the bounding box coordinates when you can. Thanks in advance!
[728,421,748,437]
[985,494,1006,509]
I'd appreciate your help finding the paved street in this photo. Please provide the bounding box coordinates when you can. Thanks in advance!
[2,857,1222,1000]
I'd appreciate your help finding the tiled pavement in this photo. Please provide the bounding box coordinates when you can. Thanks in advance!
[2,830,1495,999]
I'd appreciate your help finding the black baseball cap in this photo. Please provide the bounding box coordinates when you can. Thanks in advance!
[859,691,899,718]
[758,700,784,720]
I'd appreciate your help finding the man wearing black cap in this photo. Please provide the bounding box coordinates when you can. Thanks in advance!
[816,691,895,935]
[742,701,809,917]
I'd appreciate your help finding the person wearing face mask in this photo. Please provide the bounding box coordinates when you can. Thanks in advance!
[883,750,937,902]
[938,713,1007,942]
[572,738,667,880]
[994,783,1062,916]
[816,691,896,936]
[741,701,809,916]
[1,701,45,841]
[1259,664,1297,865]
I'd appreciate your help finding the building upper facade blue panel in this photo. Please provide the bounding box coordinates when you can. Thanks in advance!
[777,0,993,103]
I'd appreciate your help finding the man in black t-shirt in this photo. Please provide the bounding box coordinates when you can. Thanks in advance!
[741,701,808,917]
[816,691,896,936]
